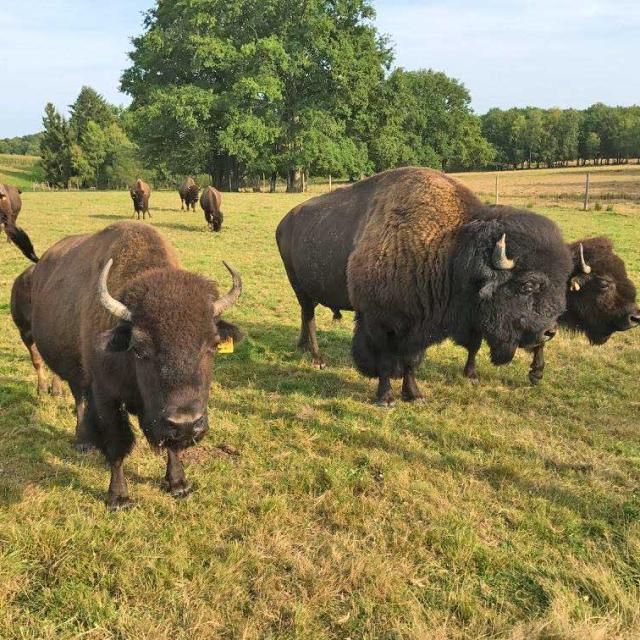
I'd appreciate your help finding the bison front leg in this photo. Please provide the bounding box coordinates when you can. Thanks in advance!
[463,336,482,383]
[70,383,95,452]
[91,392,135,509]
[50,373,64,396]
[163,448,192,498]
[401,365,424,402]
[108,459,131,511]
[528,345,545,385]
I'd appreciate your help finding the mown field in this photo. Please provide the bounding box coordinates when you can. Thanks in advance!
[0,154,40,191]
[0,171,639,639]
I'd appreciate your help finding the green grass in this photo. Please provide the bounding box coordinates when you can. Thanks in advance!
[0,154,40,191]
[0,184,639,639]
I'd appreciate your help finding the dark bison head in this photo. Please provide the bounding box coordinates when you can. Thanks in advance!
[562,237,639,344]
[129,186,145,210]
[459,210,572,365]
[98,260,243,448]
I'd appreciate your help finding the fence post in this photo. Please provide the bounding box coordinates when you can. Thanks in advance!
[328,173,332,191]
[583,172,590,211]
[495,175,499,205]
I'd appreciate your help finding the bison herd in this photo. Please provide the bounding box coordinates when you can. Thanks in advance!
[4,167,639,508]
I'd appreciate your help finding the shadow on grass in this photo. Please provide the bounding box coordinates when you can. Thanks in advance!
[88,213,128,221]
[153,221,208,233]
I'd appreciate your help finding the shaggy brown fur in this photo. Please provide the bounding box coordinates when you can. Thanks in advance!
[200,186,223,232]
[129,178,151,220]
[15,221,242,508]
[179,176,199,212]
[277,167,571,404]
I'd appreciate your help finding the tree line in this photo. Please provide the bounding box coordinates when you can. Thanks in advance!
[482,104,640,170]
[26,0,640,189]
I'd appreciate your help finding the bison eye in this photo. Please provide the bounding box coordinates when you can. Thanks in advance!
[519,282,539,295]
[596,278,614,292]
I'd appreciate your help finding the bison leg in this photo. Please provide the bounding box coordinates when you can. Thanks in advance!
[163,448,192,498]
[70,383,95,452]
[297,298,325,368]
[90,391,135,508]
[528,345,545,385]
[401,364,423,402]
[28,342,49,396]
[50,373,64,396]
[332,308,343,322]
[376,375,395,407]
[108,459,131,511]
[463,335,482,383]
[181,199,185,211]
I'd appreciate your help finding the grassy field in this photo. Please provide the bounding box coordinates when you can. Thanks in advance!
[0,154,40,191]
[0,171,639,639]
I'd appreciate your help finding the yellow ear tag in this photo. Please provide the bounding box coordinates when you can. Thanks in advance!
[218,337,234,354]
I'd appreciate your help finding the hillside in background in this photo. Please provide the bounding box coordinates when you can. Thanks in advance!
[0,154,42,190]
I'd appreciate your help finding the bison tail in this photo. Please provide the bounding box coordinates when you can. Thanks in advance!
[7,225,38,262]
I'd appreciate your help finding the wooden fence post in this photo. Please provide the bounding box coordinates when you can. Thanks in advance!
[328,173,332,191]
[495,175,499,205]
[583,172,590,211]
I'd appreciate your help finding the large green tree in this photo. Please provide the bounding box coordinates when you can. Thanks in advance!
[121,0,391,191]
[40,103,73,187]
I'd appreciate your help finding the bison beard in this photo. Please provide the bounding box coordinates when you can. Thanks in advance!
[277,167,572,404]
[14,222,242,509]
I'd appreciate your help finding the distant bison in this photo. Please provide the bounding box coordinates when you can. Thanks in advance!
[200,186,223,232]
[12,221,243,509]
[0,183,38,261]
[277,167,572,404]
[129,178,151,220]
[179,176,199,212]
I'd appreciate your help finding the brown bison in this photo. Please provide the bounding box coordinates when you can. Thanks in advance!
[276,167,572,405]
[129,178,151,220]
[0,183,38,261]
[179,176,199,211]
[200,186,223,232]
[11,221,243,509]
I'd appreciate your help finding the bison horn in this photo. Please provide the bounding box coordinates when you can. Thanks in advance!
[212,261,242,316]
[579,243,592,274]
[493,233,515,270]
[98,259,133,322]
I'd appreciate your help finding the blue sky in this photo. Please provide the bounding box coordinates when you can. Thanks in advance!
[1,0,639,137]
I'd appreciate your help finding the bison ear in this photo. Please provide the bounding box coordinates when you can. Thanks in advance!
[98,323,133,352]
[216,319,245,343]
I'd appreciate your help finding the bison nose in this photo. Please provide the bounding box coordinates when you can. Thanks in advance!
[543,329,557,342]
[630,313,640,326]
[166,410,204,426]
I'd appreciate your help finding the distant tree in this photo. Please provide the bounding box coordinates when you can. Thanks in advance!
[369,69,493,172]
[69,86,115,139]
[40,103,73,186]
[122,0,391,191]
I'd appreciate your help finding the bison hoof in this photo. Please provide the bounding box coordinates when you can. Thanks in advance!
[313,360,326,370]
[529,371,543,385]
[107,496,132,511]
[402,394,425,404]
[74,441,96,453]
[171,485,192,499]
[50,386,64,397]
[375,397,396,408]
